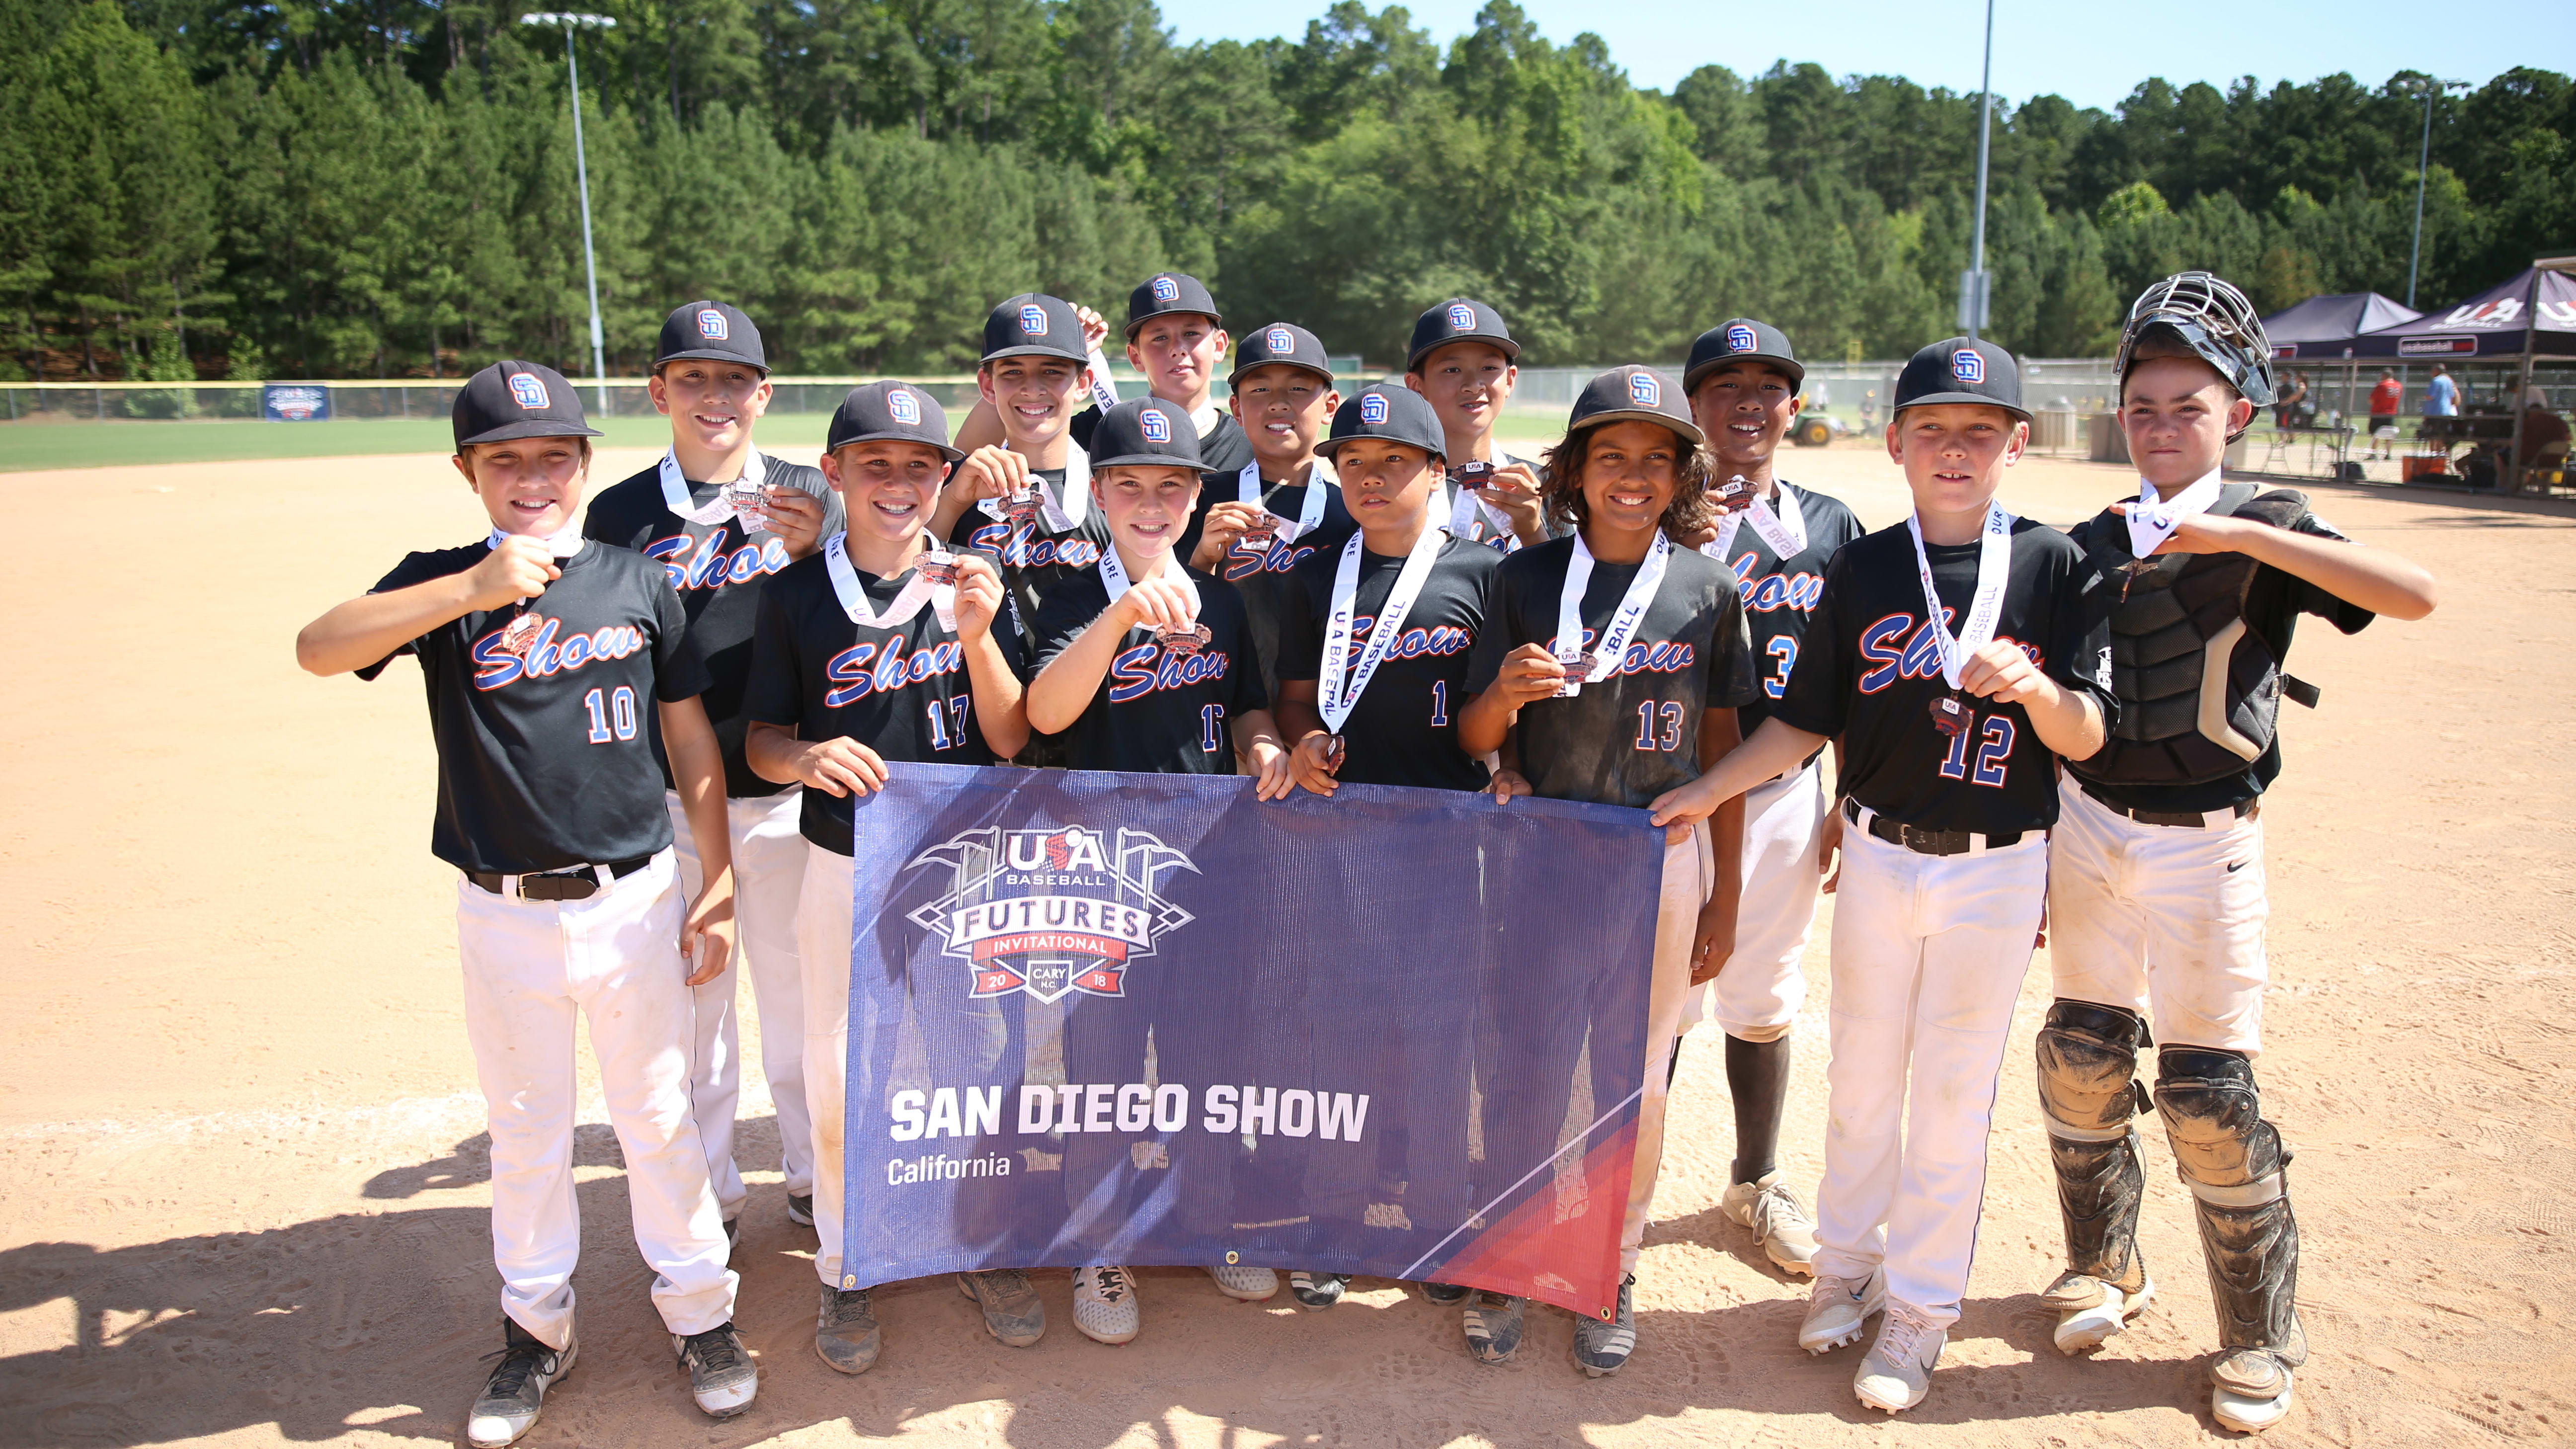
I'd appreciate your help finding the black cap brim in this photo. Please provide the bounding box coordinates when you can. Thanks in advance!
[1407,334,1521,371]
[1570,408,1705,446]
[1227,357,1336,388]
[1893,392,2033,422]
[457,419,606,447]
[981,344,1090,366]
[828,429,963,462]
[1313,434,1444,461]
[1684,353,1804,392]
[1125,310,1222,340]
[654,349,769,373]
[1088,453,1208,471]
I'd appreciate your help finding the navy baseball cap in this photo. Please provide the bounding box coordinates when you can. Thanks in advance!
[1685,318,1804,392]
[1126,272,1221,337]
[1316,384,1446,461]
[826,381,961,461]
[452,360,601,449]
[655,301,766,372]
[1894,337,2029,422]
[1566,365,1703,445]
[981,294,1090,366]
[1089,397,1206,469]
[1228,322,1335,387]
[1407,298,1520,371]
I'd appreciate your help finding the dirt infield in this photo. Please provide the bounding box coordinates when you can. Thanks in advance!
[1,443,2569,1448]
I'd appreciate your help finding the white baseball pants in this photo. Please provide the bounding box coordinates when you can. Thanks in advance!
[2046,783,2270,1055]
[1812,817,2044,1329]
[797,846,858,1288]
[455,848,740,1349]
[666,789,815,1220]
[1681,759,1827,1044]
[1624,822,1715,1275]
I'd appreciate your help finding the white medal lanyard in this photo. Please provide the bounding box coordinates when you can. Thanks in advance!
[2124,466,2221,558]
[1085,349,1120,412]
[486,525,585,558]
[658,448,766,526]
[823,531,956,632]
[1553,529,1672,692]
[1705,480,1807,562]
[1905,500,2016,692]
[1236,457,1335,542]
[1318,522,1447,732]
[1040,442,1091,531]
[1096,547,1200,619]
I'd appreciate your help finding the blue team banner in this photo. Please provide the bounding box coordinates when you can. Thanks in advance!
[841,762,1662,1321]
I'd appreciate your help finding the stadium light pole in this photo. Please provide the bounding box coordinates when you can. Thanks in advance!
[522,12,617,409]
[2405,77,2470,309]
[1961,0,1996,340]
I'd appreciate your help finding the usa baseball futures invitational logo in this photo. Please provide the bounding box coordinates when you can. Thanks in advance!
[904,825,1197,1003]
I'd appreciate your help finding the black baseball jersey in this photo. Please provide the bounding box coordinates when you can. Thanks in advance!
[357,542,711,875]
[1031,564,1269,775]
[1442,450,1551,553]
[1071,403,1255,478]
[1465,536,1762,810]
[1277,533,1498,792]
[947,468,1115,649]
[1699,481,1866,733]
[1184,472,1361,700]
[582,453,842,799]
[742,545,1022,856]
[2066,506,2372,813]
[1772,518,2117,836]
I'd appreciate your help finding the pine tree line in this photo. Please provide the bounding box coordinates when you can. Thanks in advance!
[2,0,2568,381]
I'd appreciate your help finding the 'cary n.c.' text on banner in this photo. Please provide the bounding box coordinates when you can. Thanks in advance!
[841,763,1662,1320]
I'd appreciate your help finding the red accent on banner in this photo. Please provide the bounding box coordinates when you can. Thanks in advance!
[972,965,1026,996]
[1429,1120,1637,1321]
[973,932,1130,963]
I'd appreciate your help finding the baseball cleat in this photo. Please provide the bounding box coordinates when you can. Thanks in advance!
[673,1323,758,1419]
[1462,1290,1527,1364]
[2042,1269,2155,1354]
[2210,1348,2297,1434]
[1072,1266,1141,1345]
[1852,1303,1945,1414]
[465,1320,572,1449]
[1205,1263,1279,1301]
[958,1269,1046,1347]
[1798,1269,1886,1354]
[787,1193,815,1228]
[1720,1171,1820,1276]
[1288,1271,1349,1310]
[1571,1275,1638,1377]
[814,1284,881,1374]
[1419,1280,1472,1306]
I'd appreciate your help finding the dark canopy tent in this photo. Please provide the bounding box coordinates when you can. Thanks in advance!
[2262,292,2422,358]
[2347,260,2576,491]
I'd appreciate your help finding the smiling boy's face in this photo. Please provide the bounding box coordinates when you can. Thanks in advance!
[2120,353,2251,489]
[454,438,588,537]
[1407,341,1516,440]
[1093,465,1202,562]
[1229,363,1338,470]
[1577,420,1683,537]
[823,440,952,545]
[1885,404,2026,517]
[979,356,1087,447]
[650,361,771,455]
[1690,361,1799,474]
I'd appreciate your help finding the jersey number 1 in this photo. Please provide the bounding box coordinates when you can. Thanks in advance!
[583,686,638,744]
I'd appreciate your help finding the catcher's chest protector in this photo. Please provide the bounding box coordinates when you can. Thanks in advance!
[2069,485,2320,789]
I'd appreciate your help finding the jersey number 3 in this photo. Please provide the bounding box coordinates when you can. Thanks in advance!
[1937,711,2014,788]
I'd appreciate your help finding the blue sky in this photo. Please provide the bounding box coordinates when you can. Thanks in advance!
[1154,0,2573,112]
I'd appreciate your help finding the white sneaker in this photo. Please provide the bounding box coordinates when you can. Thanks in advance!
[1798,1269,1885,1354]
[1720,1172,1820,1276]
[1205,1263,1279,1301]
[1072,1265,1141,1345]
[2211,1348,2297,1434]
[1852,1303,1945,1414]
[2041,1268,2154,1354]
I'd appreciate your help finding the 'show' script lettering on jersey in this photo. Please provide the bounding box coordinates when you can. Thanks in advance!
[471,617,650,690]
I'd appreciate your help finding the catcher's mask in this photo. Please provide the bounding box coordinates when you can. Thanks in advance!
[2115,271,2277,442]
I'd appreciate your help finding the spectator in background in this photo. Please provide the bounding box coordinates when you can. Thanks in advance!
[2425,364,2460,418]
[2367,370,2402,458]
[2520,385,2570,486]
[2272,370,2310,427]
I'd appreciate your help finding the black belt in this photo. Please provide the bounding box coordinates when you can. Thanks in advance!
[466,855,657,900]
[2080,783,2259,829]
[1843,797,2022,857]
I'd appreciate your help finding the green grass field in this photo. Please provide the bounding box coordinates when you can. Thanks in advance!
[0,406,1577,473]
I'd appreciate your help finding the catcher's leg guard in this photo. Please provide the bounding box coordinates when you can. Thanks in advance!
[2036,1002,2150,1285]
[2156,1047,2305,1432]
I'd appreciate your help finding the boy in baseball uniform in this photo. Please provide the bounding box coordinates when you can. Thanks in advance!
[1403,298,1548,553]
[297,362,756,1445]
[584,300,843,1240]
[1651,338,2115,1415]
[2037,273,2435,1434]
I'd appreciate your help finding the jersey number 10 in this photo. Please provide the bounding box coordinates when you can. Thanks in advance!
[583,686,639,743]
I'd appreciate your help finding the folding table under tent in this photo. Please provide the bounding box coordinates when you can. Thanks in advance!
[2258,292,2427,475]
[2344,259,2576,492]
